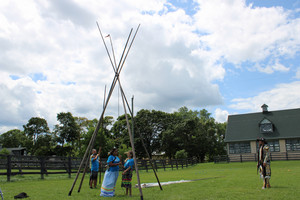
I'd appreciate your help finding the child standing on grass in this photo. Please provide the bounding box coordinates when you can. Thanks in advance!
[121,150,134,196]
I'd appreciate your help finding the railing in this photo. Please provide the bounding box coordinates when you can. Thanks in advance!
[214,151,300,163]
[0,155,199,182]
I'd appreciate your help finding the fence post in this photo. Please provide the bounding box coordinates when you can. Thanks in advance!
[240,154,243,163]
[40,157,45,179]
[7,155,11,182]
[186,159,188,168]
[18,155,23,174]
[162,160,166,171]
[181,160,183,169]
[270,153,272,161]
[286,152,288,160]
[145,160,148,172]
[171,159,173,170]
[68,157,72,178]
[154,160,158,171]
[176,159,178,170]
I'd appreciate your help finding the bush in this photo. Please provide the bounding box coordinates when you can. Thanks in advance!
[0,148,10,155]
[175,149,188,159]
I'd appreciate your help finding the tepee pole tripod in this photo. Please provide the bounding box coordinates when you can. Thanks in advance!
[68,23,136,196]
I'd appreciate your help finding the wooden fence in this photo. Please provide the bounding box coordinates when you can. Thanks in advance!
[214,152,300,163]
[0,154,199,182]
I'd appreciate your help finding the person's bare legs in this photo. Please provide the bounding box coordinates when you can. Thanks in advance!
[90,179,93,188]
[129,188,132,196]
[93,179,97,188]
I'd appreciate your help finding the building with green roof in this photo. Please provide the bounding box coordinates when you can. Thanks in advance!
[225,104,300,161]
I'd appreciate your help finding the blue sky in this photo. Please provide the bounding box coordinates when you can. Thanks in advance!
[0,0,300,133]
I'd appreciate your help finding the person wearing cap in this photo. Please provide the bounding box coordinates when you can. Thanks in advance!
[121,150,134,196]
[257,137,271,189]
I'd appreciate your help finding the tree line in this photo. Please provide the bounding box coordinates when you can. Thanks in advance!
[0,107,227,162]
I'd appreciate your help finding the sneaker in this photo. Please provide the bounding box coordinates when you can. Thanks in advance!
[262,187,265,189]
[90,186,93,189]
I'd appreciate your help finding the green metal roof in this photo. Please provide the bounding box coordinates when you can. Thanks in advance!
[225,108,300,142]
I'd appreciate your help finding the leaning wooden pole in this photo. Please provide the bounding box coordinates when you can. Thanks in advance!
[120,89,143,200]
[132,98,163,190]
[96,22,144,198]
[105,23,162,191]
[68,58,124,196]
[127,91,162,190]
[136,126,163,190]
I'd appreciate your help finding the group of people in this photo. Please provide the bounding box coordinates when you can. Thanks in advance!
[89,137,271,198]
[89,148,134,197]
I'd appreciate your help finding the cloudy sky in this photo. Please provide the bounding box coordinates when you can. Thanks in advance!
[1,0,300,134]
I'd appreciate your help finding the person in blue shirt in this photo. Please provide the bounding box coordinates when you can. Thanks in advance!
[90,149,100,189]
[121,150,134,196]
[100,148,121,197]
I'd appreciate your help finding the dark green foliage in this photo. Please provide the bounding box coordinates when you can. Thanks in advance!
[175,149,188,159]
[0,148,10,155]
[0,129,27,148]
[23,117,50,143]
[134,109,171,158]
[1,106,226,160]
[23,117,50,155]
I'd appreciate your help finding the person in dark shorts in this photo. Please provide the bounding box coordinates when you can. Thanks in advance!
[90,149,100,189]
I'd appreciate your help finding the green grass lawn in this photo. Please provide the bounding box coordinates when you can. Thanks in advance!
[1,161,299,199]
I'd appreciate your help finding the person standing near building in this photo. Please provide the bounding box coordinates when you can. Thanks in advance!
[257,137,271,189]
[90,149,100,189]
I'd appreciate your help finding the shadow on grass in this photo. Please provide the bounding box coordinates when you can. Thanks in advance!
[269,185,289,189]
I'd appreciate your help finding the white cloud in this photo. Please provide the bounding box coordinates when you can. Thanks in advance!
[214,108,229,123]
[229,81,300,112]
[255,61,290,74]
[0,0,299,133]
[295,67,300,79]
[193,0,300,66]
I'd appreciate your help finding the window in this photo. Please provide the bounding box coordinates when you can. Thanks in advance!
[229,142,251,154]
[286,139,300,151]
[256,140,280,152]
[259,118,273,133]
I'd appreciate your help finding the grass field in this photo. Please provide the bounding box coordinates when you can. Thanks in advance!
[1,161,299,199]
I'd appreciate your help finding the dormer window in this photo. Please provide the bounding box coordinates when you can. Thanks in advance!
[259,118,273,133]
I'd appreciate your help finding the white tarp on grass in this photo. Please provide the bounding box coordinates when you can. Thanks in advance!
[136,180,193,188]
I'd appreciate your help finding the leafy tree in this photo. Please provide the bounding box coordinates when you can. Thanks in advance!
[175,149,188,159]
[80,116,114,158]
[0,129,27,148]
[110,114,132,148]
[34,134,53,156]
[134,109,171,158]
[23,117,50,145]
[54,112,80,156]
[0,148,10,155]
[161,107,225,162]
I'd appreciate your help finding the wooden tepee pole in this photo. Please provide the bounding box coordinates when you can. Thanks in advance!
[120,86,144,200]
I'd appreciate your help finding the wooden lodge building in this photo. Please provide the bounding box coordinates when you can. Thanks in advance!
[224,104,300,162]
